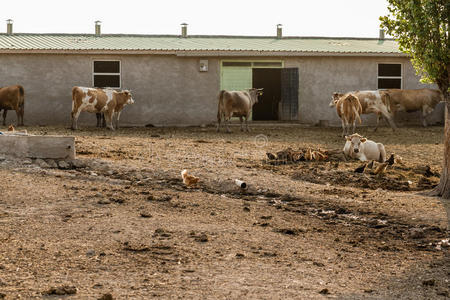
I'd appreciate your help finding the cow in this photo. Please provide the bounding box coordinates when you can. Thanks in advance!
[216,88,263,133]
[384,88,443,127]
[333,93,362,136]
[71,87,134,130]
[330,90,397,131]
[343,133,386,163]
[0,85,25,126]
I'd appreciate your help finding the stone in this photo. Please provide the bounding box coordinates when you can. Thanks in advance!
[86,249,95,257]
[97,199,111,205]
[46,159,58,168]
[23,158,32,165]
[35,158,50,168]
[70,159,86,168]
[0,135,75,159]
[98,293,114,300]
[58,160,70,169]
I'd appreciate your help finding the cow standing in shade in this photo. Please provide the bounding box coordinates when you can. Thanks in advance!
[0,85,25,126]
[71,87,134,130]
[384,88,443,126]
[217,88,263,133]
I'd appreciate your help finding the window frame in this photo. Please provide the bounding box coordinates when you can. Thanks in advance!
[377,62,403,89]
[92,59,121,89]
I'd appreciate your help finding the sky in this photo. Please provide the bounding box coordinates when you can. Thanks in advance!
[1,0,391,38]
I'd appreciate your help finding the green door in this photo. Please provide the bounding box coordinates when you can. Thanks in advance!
[220,67,252,91]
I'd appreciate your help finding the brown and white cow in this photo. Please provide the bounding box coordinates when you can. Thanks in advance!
[0,85,25,126]
[334,93,362,136]
[384,88,443,127]
[217,88,263,133]
[71,87,134,130]
[330,90,397,131]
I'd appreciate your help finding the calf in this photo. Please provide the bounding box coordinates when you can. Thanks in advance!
[0,85,25,126]
[71,87,134,130]
[333,93,362,136]
[343,133,386,162]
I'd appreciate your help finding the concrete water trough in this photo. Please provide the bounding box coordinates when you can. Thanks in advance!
[0,133,75,159]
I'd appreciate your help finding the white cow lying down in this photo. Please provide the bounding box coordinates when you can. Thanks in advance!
[343,133,386,163]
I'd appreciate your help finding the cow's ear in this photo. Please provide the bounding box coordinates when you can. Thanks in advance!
[360,138,366,143]
[345,135,350,141]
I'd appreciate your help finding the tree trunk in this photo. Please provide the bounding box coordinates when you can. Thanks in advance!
[430,100,450,229]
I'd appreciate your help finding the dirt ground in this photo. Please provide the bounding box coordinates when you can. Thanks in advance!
[0,124,449,299]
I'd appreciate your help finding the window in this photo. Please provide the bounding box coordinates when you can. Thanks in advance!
[377,63,402,89]
[93,60,121,88]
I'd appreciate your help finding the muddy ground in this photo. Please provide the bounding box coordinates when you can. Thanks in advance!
[0,124,449,299]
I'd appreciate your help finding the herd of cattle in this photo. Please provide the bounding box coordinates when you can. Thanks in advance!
[329,88,443,136]
[0,85,444,135]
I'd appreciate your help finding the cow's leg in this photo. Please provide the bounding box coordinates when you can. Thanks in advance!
[340,119,346,137]
[373,113,381,132]
[104,110,115,131]
[380,109,397,131]
[15,108,21,126]
[19,104,24,126]
[239,116,244,131]
[216,116,221,132]
[351,120,356,134]
[115,111,122,129]
[2,109,7,126]
[96,113,102,127]
[71,109,81,130]
[421,106,430,127]
[216,110,222,132]
[225,113,232,133]
[245,115,250,132]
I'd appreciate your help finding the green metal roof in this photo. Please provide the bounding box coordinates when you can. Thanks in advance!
[0,33,403,56]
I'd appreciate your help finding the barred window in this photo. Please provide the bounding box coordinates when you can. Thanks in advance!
[378,63,402,89]
[93,60,121,88]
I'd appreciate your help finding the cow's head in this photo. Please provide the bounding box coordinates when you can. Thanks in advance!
[248,88,264,104]
[122,90,135,105]
[345,133,366,154]
[329,92,344,107]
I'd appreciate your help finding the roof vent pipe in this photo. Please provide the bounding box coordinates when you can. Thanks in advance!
[277,24,282,39]
[6,19,13,35]
[181,23,188,38]
[95,20,101,36]
[379,29,385,40]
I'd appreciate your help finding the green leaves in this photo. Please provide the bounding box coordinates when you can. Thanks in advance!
[380,0,449,98]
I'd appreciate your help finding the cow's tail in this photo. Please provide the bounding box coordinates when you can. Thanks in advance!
[351,96,362,124]
[17,85,25,109]
[217,90,226,121]
[71,87,78,111]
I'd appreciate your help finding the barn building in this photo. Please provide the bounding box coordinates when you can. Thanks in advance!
[0,21,443,127]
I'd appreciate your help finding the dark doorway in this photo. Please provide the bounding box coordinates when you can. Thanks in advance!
[252,68,281,120]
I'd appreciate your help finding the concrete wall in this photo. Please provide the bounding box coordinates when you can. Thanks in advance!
[0,54,220,127]
[0,53,443,127]
[284,56,443,126]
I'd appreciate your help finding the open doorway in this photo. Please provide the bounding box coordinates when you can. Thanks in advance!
[252,68,281,120]
[252,68,299,121]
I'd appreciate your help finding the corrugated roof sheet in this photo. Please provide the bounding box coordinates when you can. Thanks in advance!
[0,33,402,55]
